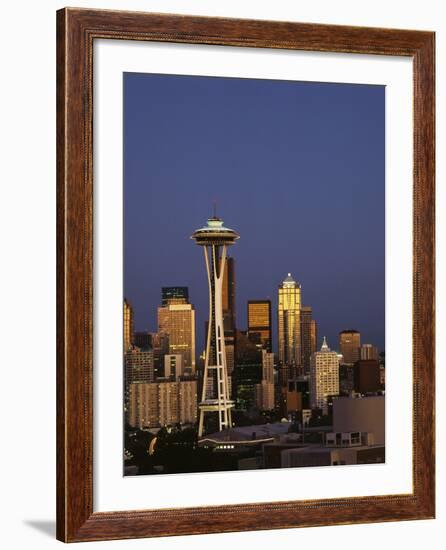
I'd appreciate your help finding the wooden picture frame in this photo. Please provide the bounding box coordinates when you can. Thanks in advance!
[56,7,435,542]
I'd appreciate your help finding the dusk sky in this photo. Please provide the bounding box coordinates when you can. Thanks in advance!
[124,72,385,353]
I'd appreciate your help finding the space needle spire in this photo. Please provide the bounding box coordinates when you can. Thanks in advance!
[191,214,239,436]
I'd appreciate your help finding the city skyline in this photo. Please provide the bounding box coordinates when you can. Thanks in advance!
[123,72,386,475]
[124,73,385,352]
[125,267,384,356]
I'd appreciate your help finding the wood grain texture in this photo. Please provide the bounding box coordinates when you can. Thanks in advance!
[56,7,435,543]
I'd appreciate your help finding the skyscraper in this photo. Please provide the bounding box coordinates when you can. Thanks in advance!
[234,330,262,411]
[149,331,169,377]
[222,257,236,375]
[247,299,272,351]
[123,298,134,352]
[360,343,379,361]
[354,359,381,394]
[339,329,361,364]
[255,349,275,410]
[158,302,196,374]
[164,354,184,380]
[125,347,154,384]
[191,216,239,436]
[222,257,236,331]
[301,306,317,370]
[278,273,302,366]
[310,337,340,413]
[161,286,189,306]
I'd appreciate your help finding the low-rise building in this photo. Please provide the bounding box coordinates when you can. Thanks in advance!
[333,395,385,445]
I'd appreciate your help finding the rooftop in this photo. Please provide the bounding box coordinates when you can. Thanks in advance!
[281,272,300,288]
[200,421,292,444]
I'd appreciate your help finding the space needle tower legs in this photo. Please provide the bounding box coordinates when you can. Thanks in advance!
[191,216,239,437]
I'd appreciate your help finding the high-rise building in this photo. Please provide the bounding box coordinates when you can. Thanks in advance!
[224,336,235,378]
[124,298,134,352]
[222,257,236,330]
[164,354,184,380]
[234,362,262,411]
[255,349,275,410]
[127,383,158,428]
[161,286,189,306]
[278,273,302,366]
[339,330,361,364]
[158,380,180,426]
[279,376,310,418]
[261,349,275,384]
[149,331,169,377]
[354,359,381,394]
[339,364,355,395]
[236,329,260,364]
[310,337,340,413]
[360,344,379,361]
[191,216,239,436]
[158,302,196,374]
[222,257,236,376]
[178,379,198,424]
[125,347,154,384]
[247,300,272,351]
[301,306,317,370]
[234,329,261,409]
[127,378,198,429]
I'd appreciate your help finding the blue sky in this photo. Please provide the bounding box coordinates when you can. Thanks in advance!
[124,72,385,353]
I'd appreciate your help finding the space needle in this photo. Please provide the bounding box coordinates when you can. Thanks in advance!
[191,215,239,436]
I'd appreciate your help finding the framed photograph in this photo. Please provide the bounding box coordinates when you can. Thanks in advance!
[56,8,435,542]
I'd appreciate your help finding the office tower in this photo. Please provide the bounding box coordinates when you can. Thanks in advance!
[255,349,275,410]
[222,257,236,376]
[158,302,196,374]
[234,362,262,411]
[224,337,235,378]
[123,298,134,352]
[235,330,260,363]
[279,375,310,418]
[339,364,355,395]
[278,273,302,366]
[161,286,189,306]
[234,329,262,409]
[191,215,239,436]
[310,337,340,413]
[354,359,381,394]
[261,349,275,384]
[301,306,317,370]
[247,300,272,351]
[278,362,292,387]
[127,378,198,429]
[164,354,184,380]
[339,329,361,364]
[124,347,154,384]
[222,257,236,330]
[360,344,379,361]
[149,331,169,377]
